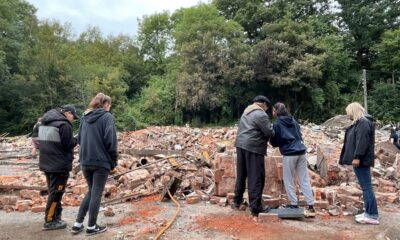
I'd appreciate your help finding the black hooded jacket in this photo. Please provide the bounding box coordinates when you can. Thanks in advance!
[38,109,77,172]
[270,116,306,156]
[78,108,118,170]
[339,115,375,167]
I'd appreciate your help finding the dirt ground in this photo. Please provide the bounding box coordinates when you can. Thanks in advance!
[0,195,399,240]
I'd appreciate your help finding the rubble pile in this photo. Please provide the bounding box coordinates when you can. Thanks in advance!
[0,121,399,217]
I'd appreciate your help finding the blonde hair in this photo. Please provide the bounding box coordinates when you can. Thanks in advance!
[345,102,366,123]
[86,93,111,112]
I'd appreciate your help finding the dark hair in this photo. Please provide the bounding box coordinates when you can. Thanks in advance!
[252,95,271,106]
[273,102,290,116]
[87,93,111,110]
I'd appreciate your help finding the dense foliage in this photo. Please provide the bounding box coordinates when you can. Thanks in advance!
[1,0,399,134]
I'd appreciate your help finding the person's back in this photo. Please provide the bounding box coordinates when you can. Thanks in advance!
[270,115,306,156]
[235,103,273,155]
[78,108,118,170]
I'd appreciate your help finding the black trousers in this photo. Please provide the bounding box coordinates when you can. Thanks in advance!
[76,166,109,227]
[44,172,69,223]
[234,147,265,214]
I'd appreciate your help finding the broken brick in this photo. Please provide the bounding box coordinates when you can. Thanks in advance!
[31,205,46,213]
[186,196,201,204]
[19,189,41,200]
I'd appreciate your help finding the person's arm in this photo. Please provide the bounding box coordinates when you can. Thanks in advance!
[104,114,118,163]
[353,119,371,159]
[254,112,274,138]
[59,124,77,151]
[270,124,280,147]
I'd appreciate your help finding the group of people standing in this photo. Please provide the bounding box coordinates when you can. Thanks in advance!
[34,93,380,237]
[37,93,118,236]
[233,96,379,225]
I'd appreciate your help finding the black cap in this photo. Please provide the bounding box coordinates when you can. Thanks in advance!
[252,95,271,106]
[60,104,79,119]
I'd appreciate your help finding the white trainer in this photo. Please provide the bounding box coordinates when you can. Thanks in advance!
[355,215,379,225]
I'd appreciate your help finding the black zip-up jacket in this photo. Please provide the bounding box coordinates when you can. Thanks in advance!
[270,115,306,156]
[235,104,273,155]
[339,115,375,167]
[78,108,118,170]
[38,109,77,172]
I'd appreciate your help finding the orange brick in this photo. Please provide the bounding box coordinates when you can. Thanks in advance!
[31,205,46,213]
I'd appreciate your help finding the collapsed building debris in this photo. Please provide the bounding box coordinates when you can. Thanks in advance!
[0,122,399,219]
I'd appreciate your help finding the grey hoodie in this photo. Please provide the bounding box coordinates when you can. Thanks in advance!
[235,104,274,155]
[78,108,118,170]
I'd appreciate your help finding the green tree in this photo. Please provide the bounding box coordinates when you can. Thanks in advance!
[336,0,400,68]
[373,29,400,83]
[137,12,173,75]
[173,4,253,123]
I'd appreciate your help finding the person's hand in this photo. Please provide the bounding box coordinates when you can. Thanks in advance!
[352,159,360,167]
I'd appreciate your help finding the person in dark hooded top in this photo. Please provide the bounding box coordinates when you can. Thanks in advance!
[38,104,78,230]
[232,95,273,217]
[71,93,117,236]
[270,102,315,217]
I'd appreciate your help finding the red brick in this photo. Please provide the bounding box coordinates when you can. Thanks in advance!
[186,196,201,204]
[314,200,329,209]
[20,190,41,200]
[214,169,224,183]
[16,200,30,212]
[31,205,46,213]
[0,195,18,205]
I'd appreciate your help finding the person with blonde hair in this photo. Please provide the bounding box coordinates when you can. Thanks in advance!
[71,93,118,235]
[339,102,379,224]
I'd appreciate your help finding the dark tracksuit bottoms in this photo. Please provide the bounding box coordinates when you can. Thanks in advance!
[76,166,109,227]
[44,172,69,223]
[234,147,265,213]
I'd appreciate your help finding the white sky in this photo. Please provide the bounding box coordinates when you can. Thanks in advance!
[27,0,207,37]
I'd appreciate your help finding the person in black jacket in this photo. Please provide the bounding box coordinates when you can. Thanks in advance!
[38,105,78,230]
[339,102,379,225]
[389,126,400,150]
[71,93,118,236]
[232,95,273,217]
[270,102,315,217]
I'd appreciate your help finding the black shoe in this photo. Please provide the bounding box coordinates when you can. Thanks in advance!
[259,206,270,213]
[86,224,107,236]
[42,221,67,231]
[71,224,84,235]
[304,205,316,218]
[250,205,270,217]
[231,202,240,210]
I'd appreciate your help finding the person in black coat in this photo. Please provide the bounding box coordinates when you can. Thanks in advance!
[39,105,78,230]
[71,93,118,236]
[339,102,379,224]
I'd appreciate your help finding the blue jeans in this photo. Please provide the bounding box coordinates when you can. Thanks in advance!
[353,166,379,219]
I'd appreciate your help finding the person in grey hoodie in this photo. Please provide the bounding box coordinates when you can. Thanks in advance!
[270,102,315,217]
[71,93,118,236]
[233,95,273,217]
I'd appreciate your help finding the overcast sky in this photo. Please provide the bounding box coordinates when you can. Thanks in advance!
[27,0,206,37]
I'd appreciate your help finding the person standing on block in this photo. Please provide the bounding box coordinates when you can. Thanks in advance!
[270,102,315,217]
[71,93,118,236]
[232,95,274,217]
